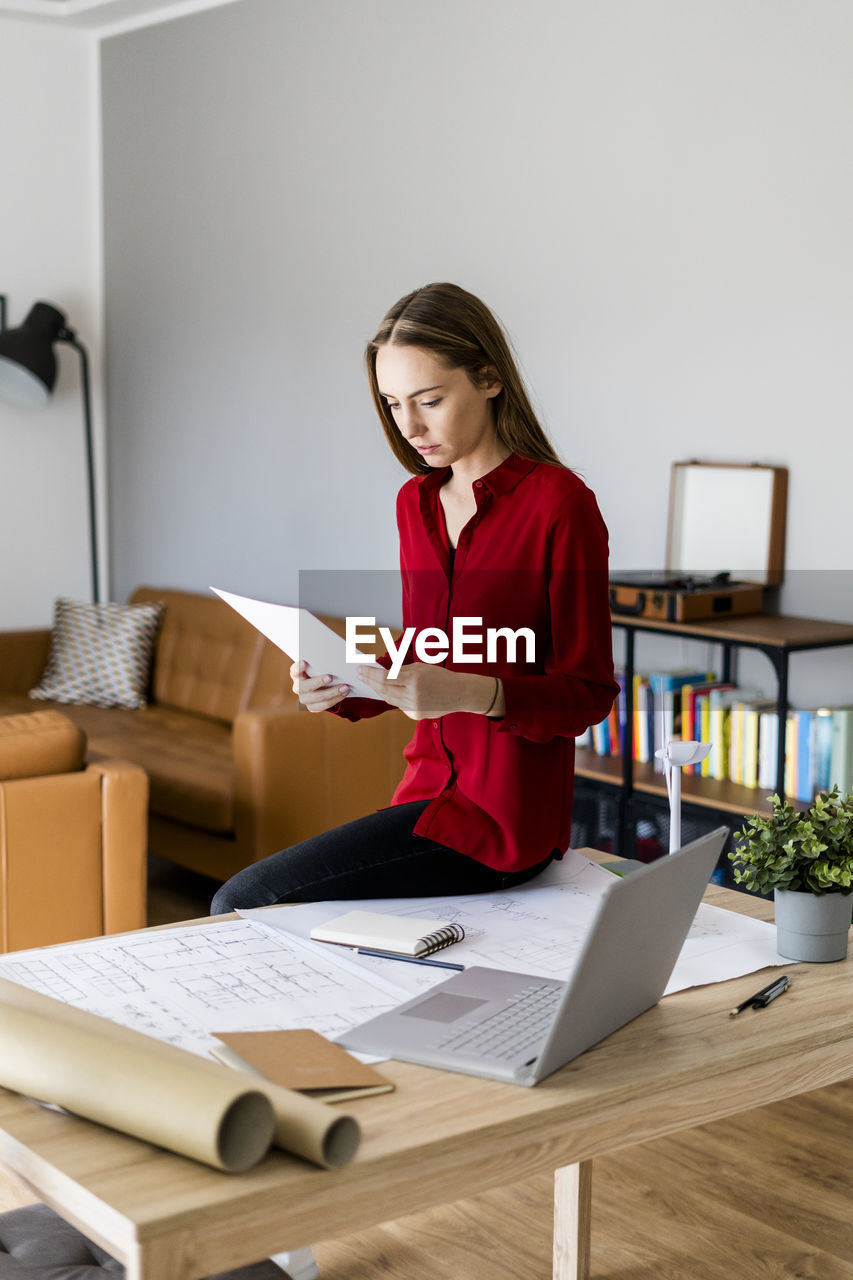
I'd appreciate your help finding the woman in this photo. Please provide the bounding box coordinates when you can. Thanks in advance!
[211,283,618,913]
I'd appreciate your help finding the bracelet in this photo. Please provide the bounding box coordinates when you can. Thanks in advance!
[484,677,500,717]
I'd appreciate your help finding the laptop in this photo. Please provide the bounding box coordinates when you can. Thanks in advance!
[337,827,727,1086]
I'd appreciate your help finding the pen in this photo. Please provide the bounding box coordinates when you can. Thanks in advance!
[355,948,465,971]
[729,975,790,1016]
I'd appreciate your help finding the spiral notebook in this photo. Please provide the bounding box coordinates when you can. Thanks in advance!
[310,910,465,958]
[338,828,728,1086]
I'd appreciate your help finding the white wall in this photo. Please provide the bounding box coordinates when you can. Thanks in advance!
[3,1,851,708]
[0,19,104,627]
[98,0,853,706]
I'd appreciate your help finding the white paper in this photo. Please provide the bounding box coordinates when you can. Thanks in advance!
[0,919,410,1057]
[0,859,789,1071]
[240,851,790,998]
[211,587,383,700]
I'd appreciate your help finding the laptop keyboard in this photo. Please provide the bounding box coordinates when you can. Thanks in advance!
[430,981,561,1061]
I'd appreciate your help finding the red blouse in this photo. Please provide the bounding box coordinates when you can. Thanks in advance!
[338,453,618,873]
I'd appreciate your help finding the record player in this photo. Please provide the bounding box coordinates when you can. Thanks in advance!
[609,461,788,623]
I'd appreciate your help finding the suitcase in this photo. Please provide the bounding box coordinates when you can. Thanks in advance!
[609,574,765,623]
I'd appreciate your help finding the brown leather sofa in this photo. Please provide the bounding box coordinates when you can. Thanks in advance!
[0,710,147,952]
[0,587,412,885]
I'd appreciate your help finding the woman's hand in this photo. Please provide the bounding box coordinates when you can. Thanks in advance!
[357,663,503,721]
[290,660,350,713]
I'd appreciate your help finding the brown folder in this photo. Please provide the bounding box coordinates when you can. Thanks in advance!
[212,1029,394,1102]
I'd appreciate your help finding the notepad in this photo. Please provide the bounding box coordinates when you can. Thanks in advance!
[310,910,465,958]
[210,1029,394,1102]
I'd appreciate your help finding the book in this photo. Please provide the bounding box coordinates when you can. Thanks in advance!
[681,679,722,745]
[651,689,677,773]
[708,688,739,780]
[211,1029,395,1102]
[830,706,853,794]
[592,715,611,757]
[636,679,652,764]
[696,686,732,773]
[648,671,715,772]
[631,673,644,759]
[310,909,465,958]
[697,692,713,776]
[726,690,765,784]
[610,671,627,756]
[729,699,745,784]
[794,709,814,803]
[811,707,834,795]
[785,712,797,798]
[742,700,775,789]
[758,709,779,792]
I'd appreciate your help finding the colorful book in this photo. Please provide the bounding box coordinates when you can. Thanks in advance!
[681,680,727,749]
[794,709,814,803]
[707,688,760,783]
[729,700,745,784]
[741,700,775,789]
[592,716,611,757]
[727,691,767,785]
[758,709,779,792]
[829,706,853,794]
[614,671,628,756]
[699,694,714,776]
[687,682,734,773]
[784,713,797,798]
[648,671,715,773]
[707,687,740,780]
[631,671,655,761]
[636,679,652,764]
[811,708,834,795]
[607,688,621,757]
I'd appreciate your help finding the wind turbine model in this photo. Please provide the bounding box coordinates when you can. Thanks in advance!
[655,739,712,852]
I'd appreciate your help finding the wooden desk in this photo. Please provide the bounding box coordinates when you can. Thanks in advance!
[0,857,850,1280]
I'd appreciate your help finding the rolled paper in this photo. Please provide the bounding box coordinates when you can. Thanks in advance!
[210,1043,362,1168]
[0,977,360,1171]
[262,1080,361,1169]
[0,1001,273,1172]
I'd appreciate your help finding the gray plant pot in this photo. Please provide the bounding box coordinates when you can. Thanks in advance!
[774,888,853,962]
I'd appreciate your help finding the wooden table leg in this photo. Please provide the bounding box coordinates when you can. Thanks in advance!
[553,1160,592,1280]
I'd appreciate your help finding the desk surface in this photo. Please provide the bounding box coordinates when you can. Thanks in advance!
[0,855,850,1280]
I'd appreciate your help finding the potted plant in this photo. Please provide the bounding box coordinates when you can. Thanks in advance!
[729,785,853,962]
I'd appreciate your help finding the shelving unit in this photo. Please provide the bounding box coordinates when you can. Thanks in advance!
[575,611,853,860]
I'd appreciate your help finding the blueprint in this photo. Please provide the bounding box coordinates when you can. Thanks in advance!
[239,849,788,997]
[0,853,787,1058]
[0,918,410,1056]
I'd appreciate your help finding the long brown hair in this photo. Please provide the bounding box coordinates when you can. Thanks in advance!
[365,282,564,476]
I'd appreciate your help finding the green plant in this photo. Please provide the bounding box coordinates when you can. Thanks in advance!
[729,786,853,895]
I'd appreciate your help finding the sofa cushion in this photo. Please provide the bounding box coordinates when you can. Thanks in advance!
[0,696,234,835]
[30,598,164,710]
[0,710,86,782]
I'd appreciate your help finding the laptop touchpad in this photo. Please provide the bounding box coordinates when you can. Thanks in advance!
[401,993,487,1023]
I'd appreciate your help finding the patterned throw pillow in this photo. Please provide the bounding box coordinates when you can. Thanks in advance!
[29,598,164,710]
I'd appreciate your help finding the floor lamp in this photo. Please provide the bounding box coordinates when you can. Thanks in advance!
[0,295,101,602]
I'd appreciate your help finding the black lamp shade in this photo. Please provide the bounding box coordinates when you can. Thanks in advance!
[0,302,67,408]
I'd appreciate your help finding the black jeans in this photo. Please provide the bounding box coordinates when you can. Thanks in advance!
[210,800,555,913]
